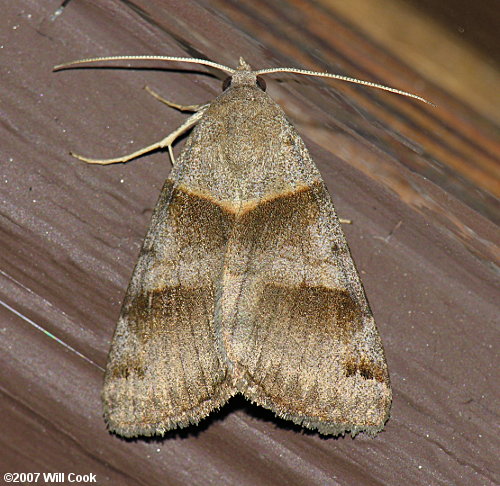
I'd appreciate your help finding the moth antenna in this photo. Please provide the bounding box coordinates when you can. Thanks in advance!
[255,67,434,106]
[53,56,235,74]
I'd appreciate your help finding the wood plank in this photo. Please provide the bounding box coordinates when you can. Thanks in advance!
[0,0,497,484]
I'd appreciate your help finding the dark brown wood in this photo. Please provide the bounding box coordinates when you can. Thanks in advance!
[1,0,498,485]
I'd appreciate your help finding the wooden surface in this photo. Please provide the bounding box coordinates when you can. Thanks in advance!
[1,0,498,485]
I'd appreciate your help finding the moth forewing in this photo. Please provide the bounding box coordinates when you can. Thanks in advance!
[54,56,408,437]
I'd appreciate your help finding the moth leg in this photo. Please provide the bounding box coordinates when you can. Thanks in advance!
[144,85,208,112]
[71,108,207,166]
[339,218,352,224]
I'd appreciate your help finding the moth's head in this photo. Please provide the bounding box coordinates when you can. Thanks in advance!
[222,57,267,92]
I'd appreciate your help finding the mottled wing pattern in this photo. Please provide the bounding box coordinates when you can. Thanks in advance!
[102,179,236,437]
[102,66,391,438]
[223,181,391,436]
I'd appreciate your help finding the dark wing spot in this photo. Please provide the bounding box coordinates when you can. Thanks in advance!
[344,356,388,383]
[109,360,145,379]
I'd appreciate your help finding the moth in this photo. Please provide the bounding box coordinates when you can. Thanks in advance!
[55,55,430,437]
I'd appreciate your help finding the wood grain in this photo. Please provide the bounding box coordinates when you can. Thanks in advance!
[0,0,497,485]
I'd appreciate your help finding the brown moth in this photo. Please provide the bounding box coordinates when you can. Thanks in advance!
[55,55,430,438]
